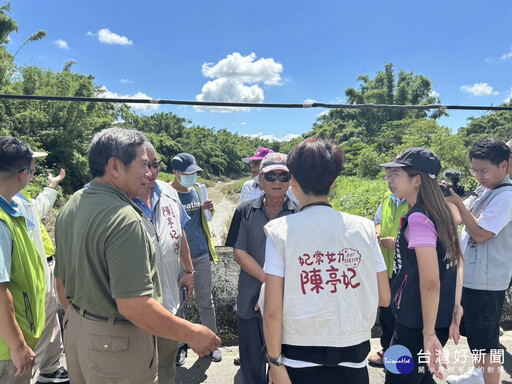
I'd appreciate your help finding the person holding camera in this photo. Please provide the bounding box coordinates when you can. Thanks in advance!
[445,139,512,384]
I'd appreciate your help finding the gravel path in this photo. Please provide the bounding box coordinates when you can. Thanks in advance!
[206,180,241,246]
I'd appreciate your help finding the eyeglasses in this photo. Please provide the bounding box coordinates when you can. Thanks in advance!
[262,172,290,182]
[18,168,36,176]
[470,168,489,177]
[148,160,162,170]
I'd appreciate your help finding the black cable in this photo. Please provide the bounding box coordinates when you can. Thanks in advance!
[0,93,512,111]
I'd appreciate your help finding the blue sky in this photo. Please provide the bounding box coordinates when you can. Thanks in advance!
[7,0,512,141]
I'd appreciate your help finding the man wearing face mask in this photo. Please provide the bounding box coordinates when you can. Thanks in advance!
[170,153,221,364]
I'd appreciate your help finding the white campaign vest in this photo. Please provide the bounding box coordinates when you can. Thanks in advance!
[265,206,379,348]
[462,179,512,291]
[141,180,184,314]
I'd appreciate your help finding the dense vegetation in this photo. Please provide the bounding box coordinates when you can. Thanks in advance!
[1,2,511,201]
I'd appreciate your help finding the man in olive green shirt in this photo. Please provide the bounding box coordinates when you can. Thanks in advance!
[55,128,221,384]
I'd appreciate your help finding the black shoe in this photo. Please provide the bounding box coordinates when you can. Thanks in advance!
[36,366,70,383]
[176,344,188,366]
[234,356,240,366]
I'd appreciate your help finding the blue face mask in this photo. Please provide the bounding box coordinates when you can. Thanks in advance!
[179,173,197,188]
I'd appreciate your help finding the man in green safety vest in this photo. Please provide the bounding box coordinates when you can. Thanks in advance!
[0,137,46,384]
[368,167,408,368]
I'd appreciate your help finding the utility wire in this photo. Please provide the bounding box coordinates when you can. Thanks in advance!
[1,93,512,111]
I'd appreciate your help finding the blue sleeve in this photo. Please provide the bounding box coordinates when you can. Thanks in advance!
[0,221,12,283]
[180,204,190,228]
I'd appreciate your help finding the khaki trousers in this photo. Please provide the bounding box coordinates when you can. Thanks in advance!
[63,305,158,384]
[33,258,64,376]
[0,360,31,384]
[157,337,179,384]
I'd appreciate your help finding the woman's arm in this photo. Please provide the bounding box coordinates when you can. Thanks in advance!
[377,271,391,307]
[263,274,291,384]
[449,260,464,344]
[416,246,446,379]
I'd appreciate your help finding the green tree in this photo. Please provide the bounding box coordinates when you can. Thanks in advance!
[458,103,512,147]
[309,63,444,145]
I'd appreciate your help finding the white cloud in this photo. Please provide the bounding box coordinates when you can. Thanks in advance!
[120,78,133,83]
[317,110,329,118]
[195,78,264,113]
[505,87,512,103]
[202,52,283,86]
[53,39,69,50]
[460,82,499,97]
[501,45,512,60]
[196,52,284,113]
[429,90,440,98]
[243,132,300,142]
[96,86,159,111]
[88,29,133,45]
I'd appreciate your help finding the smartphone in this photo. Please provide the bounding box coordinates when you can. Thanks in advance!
[182,286,188,301]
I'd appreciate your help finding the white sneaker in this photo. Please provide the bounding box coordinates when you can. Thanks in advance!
[446,366,484,384]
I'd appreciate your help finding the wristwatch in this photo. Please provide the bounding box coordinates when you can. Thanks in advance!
[266,353,283,366]
[184,270,195,275]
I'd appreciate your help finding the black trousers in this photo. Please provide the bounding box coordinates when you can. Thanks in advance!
[287,365,369,384]
[379,304,396,351]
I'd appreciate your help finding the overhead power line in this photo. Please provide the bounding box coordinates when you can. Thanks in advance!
[0,93,512,111]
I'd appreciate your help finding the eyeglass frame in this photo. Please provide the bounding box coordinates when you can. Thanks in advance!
[18,167,36,176]
[148,160,162,170]
[261,171,291,183]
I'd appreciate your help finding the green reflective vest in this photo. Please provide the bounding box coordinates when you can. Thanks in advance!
[0,208,45,361]
[192,184,218,263]
[379,192,409,279]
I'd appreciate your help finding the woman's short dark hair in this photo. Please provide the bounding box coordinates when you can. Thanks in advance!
[0,136,33,176]
[88,128,147,178]
[287,137,345,196]
[469,138,510,167]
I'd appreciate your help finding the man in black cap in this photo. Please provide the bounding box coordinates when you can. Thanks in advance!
[170,153,222,364]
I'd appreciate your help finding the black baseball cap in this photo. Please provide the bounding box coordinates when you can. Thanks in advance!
[171,153,203,174]
[379,147,441,179]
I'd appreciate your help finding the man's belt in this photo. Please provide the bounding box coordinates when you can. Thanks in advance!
[71,303,131,324]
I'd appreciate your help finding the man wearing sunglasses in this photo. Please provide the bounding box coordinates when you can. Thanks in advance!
[133,142,195,384]
[226,153,299,384]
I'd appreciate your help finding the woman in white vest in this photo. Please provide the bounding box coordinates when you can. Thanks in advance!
[263,137,390,383]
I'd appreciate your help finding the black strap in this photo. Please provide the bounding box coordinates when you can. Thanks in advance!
[300,201,332,211]
[494,183,512,189]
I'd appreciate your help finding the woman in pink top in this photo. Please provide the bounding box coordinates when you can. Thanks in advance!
[379,148,463,384]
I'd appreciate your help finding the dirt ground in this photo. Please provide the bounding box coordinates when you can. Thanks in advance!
[206,180,240,246]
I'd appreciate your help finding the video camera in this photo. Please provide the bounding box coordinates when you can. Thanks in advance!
[439,170,465,197]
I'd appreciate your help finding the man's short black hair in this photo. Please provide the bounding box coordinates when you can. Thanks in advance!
[287,137,345,196]
[469,138,510,167]
[0,136,33,176]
